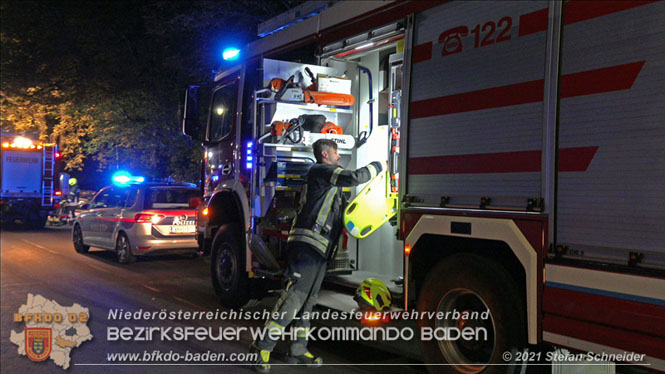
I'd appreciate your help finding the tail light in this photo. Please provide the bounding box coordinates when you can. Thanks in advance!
[54,191,62,196]
[134,213,165,224]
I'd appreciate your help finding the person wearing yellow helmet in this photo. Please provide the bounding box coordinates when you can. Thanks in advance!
[66,177,81,219]
[354,278,392,312]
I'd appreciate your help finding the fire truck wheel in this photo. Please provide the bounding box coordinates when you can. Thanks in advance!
[73,224,90,253]
[211,224,251,309]
[417,253,525,374]
[115,233,136,264]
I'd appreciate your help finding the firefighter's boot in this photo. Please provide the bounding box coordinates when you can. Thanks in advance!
[286,351,323,368]
[250,343,271,374]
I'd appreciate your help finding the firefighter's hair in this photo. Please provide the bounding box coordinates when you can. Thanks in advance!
[312,139,337,163]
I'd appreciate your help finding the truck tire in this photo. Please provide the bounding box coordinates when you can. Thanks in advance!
[27,214,47,229]
[115,232,136,264]
[73,224,90,253]
[417,254,526,374]
[210,224,252,308]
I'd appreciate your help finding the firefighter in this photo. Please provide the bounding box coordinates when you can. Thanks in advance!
[251,139,385,373]
[67,178,80,219]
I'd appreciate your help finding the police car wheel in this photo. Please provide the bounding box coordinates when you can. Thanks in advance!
[115,233,136,264]
[73,224,90,253]
[211,224,250,309]
[417,254,525,374]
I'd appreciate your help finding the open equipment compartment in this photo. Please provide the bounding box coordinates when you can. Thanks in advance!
[249,26,406,300]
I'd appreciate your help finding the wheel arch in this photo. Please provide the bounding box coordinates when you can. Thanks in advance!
[207,180,250,270]
[405,215,539,345]
[114,229,129,251]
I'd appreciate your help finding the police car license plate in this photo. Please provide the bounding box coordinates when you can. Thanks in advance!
[170,225,195,233]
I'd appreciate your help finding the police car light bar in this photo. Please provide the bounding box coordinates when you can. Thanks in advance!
[112,170,144,187]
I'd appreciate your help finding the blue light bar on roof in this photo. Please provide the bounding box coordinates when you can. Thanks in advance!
[112,170,144,187]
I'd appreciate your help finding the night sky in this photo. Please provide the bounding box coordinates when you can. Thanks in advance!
[1,0,303,190]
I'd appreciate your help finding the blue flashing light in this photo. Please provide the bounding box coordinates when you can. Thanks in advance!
[222,47,240,61]
[112,170,131,186]
[112,170,144,187]
[211,175,219,182]
[245,141,253,170]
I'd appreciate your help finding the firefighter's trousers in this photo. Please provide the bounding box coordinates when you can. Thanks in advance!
[256,242,327,356]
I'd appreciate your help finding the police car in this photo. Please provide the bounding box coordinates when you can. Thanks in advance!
[72,175,200,263]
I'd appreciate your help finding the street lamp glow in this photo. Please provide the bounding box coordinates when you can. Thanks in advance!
[222,47,240,61]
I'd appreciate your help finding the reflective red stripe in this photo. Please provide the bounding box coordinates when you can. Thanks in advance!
[544,286,665,337]
[412,79,543,119]
[561,61,645,98]
[97,217,135,223]
[565,0,657,25]
[520,2,657,38]
[409,147,598,175]
[410,62,644,119]
[543,315,665,360]
[518,8,548,37]
[412,42,432,63]
[143,210,196,216]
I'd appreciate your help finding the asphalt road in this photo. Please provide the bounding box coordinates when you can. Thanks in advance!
[1,225,426,374]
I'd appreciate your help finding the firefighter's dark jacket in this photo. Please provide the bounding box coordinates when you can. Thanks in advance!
[288,161,383,259]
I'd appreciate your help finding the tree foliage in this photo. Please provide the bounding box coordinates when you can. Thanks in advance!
[1,0,302,181]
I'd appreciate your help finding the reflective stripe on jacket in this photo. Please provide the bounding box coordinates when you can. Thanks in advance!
[288,161,382,258]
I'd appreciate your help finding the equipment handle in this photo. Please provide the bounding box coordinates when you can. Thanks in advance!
[305,67,316,83]
[275,75,295,101]
[356,66,373,148]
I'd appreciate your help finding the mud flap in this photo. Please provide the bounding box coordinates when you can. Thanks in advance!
[248,233,281,271]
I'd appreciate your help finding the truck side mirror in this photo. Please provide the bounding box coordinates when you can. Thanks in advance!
[182,85,207,141]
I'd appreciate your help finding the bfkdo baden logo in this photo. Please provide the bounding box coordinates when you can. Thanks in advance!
[10,294,93,370]
[25,328,52,361]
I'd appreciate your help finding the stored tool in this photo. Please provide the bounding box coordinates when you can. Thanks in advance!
[320,122,343,134]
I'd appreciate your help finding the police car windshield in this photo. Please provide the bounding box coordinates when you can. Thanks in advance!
[144,188,198,210]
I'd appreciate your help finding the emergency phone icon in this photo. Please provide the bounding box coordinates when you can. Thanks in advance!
[439,26,469,56]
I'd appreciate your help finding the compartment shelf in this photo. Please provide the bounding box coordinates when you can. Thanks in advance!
[261,142,352,155]
[256,99,353,114]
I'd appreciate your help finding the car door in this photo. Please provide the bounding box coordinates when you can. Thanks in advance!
[98,187,130,248]
[80,187,112,246]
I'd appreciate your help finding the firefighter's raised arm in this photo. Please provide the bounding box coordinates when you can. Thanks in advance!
[324,161,383,187]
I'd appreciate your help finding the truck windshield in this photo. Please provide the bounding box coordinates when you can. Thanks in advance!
[144,188,198,210]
